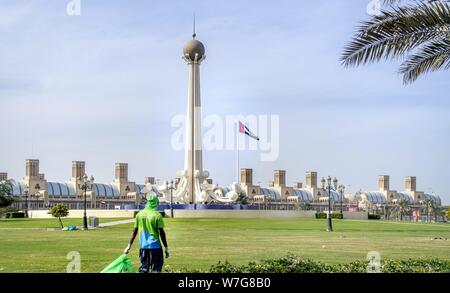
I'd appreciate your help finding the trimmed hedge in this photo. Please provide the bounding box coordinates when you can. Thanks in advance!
[368,213,381,220]
[5,212,25,218]
[332,213,343,219]
[315,212,343,219]
[202,254,450,273]
[316,212,327,219]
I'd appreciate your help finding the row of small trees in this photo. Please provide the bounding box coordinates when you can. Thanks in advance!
[0,180,69,228]
[381,199,446,222]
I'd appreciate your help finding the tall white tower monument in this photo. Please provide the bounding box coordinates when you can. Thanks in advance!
[149,28,239,204]
[173,32,210,203]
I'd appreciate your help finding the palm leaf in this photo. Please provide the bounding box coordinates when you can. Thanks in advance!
[341,2,450,67]
[341,1,450,83]
[399,38,450,83]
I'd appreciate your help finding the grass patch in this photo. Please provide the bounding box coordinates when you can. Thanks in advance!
[0,218,449,272]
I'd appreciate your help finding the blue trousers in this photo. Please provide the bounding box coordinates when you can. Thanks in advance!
[139,248,163,273]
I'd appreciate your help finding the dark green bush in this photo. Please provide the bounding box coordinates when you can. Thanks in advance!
[315,212,342,219]
[368,213,381,220]
[315,212,326,219]
[5,212,25,218]
[332,213,343,219]
[0,206,18,218]
[381,258,450,273]
[203,254,450,273]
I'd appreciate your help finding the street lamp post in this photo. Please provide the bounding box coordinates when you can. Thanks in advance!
[34,183,40,210]
[79,174,94,230]
[338,184,345,213]
[165,180,175,218]
[34,194,39,209]
[24,184,29,218]
[321,176,339,232]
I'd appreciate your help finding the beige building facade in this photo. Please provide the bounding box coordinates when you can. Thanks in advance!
[4,159,151,210]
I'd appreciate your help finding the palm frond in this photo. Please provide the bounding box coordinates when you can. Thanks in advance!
[341,1,450,67]
[399,38,450,83]
[383,0,449,5]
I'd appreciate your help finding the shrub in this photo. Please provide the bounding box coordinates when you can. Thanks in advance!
[381,258,450,273]
[315,212,342,219]
[315,212,326,219]
[5,212,25,218]
[368,213,381,220]
[202,255,450,273]
[0,206,19,218]
[331,213,343,219]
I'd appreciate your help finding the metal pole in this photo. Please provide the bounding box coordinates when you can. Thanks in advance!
[236,122,239,184]
[170,184,174,218]
[327,186,333,232]
[24,190,29,218]
[83,185,88,230]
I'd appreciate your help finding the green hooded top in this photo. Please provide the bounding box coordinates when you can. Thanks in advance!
[144,194,159,211]
[134,195,164,248]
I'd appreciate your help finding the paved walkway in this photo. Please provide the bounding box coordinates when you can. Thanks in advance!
[0,219,134,230]
[0,227,59,231]
[98,218,134,227]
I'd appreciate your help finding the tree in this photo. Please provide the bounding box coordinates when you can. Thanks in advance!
[299,202,313,211]
[430,203,444,222]
[236,192,249,205]
[0,180,15,209]
[341,0,450,84]
[392,199,411,221]
[49,204,69,228]
[421,198,434,222]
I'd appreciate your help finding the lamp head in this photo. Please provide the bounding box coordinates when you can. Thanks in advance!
[333,177,338,189]
[327,176,332,187]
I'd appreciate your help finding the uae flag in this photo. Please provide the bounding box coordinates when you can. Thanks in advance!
[239,121,259,141]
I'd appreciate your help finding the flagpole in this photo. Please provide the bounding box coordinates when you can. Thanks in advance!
[236,121,239,184]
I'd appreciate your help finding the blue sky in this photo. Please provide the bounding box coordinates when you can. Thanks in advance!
[0,0,449,203]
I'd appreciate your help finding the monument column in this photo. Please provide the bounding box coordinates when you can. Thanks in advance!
[181,33,206,203]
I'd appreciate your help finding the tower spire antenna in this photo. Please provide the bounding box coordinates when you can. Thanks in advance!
[192,12,196,39]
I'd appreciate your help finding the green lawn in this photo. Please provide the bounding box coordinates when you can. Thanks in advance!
[0,218,449,272]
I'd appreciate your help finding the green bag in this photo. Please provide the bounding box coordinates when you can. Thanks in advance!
[101,254,136,273]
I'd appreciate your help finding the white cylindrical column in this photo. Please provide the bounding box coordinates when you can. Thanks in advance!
[179,37,206,204]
